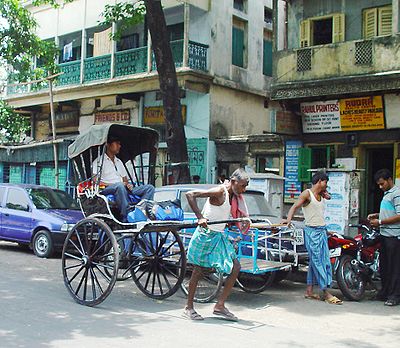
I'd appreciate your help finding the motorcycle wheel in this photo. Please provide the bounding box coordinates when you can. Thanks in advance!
[336,254,366,301]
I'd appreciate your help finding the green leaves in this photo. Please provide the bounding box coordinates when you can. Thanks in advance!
[100,1,146,40]
[0,100,30,143]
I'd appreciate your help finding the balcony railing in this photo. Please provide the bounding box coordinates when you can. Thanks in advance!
[6,40,208,96]
[274,35,400,84]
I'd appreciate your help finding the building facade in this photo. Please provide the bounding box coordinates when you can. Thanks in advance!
[272,0,400,216]
[4,0,281,188]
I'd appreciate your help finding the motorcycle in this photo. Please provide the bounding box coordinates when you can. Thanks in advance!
[328,224,381,301]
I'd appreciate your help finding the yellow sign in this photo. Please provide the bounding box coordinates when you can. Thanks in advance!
[396,159,400,182]
[144,105,186,125]
[339,96,385,131]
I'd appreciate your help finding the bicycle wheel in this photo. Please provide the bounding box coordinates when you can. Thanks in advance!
[236,271,276,294]
[181,266,223,303]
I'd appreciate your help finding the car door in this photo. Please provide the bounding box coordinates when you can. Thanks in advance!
[0,186,6,237]
[1,187,33,242]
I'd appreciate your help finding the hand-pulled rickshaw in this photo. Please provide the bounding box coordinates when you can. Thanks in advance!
[61,124,192,306]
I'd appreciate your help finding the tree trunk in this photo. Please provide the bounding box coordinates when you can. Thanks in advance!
[144,0,191,184]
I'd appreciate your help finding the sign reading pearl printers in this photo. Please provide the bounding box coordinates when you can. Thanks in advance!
[301,96,384,133]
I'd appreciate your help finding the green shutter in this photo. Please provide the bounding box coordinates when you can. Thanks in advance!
[298,148,312,182]
[232,27,244,67]
[263,40,272,76]
[9,165,23,184]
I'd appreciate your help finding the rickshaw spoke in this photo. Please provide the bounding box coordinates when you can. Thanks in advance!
[90,237,112,258]
[93,264,112,282]
[92,261,115,272]
[159,251,182,259]
[134,262,152,282]
[91,269,105,295]
[74,227,86,255]
[160,268,173,291]
[143,265,154,291]
[66,265,85,284]
[83,267,89,301]
[75,268,88,297]
[64,262,84,271]
[159,263,179,279]
[97,250,117,261]
[66,237,84,257]
[89,267,97,300]
[64,252,84,261]
[160,238,178,256]
[156,271,164,295]
[155,232,170,254]
[151,266,157,294]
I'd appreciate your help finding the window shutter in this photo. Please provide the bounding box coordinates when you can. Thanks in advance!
[363,8,378,39]
[332,13,345,43]
[298,148,312,182]
[263,40,273,76]
[232,26,244,67]
[378,5,392,36]
[300,19,311,47]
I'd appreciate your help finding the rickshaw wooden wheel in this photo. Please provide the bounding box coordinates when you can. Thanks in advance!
[61,218,119,306]
[129,229,186,300]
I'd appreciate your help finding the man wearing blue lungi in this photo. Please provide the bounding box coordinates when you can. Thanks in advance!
[283,171,343,305]
[183,169,250,321]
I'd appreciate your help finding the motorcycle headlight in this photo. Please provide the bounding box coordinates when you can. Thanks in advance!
[61,223,75,232]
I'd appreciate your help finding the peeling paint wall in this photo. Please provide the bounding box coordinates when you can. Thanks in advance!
[209,85,268,139]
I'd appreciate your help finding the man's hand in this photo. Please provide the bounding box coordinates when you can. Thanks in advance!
[370,219,380,228]
[367,213,379,221]
[281,219,291,225]
[198,217,208,228]
[126,183,133,191]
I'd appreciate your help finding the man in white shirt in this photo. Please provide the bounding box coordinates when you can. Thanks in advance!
[92,135,155,222]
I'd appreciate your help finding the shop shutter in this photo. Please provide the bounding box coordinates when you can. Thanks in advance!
[232,26,244,67]
[300,19,311,47]
[0,163,3,183]
[298,147,312,182]
[9,165,23,184]
[378,5,392,36]
[263,39,273,76]
[332,13,345,43]
[363,8,378,39]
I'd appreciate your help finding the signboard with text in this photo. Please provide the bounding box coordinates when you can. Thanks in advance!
[144,105,187,125]
[284,140,302,203]
[187,138,207,184]
[94,110,130,124]
[301,96,384,133]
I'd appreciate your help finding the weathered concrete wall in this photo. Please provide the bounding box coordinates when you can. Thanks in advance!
[275,34,400,83]
[209,85,268,139]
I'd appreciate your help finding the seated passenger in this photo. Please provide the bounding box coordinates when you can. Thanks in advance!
[92,135,155,222]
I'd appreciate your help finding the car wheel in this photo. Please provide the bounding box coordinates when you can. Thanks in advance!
[33,230,54,258]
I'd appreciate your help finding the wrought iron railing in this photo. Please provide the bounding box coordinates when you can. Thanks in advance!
[115,47,147,77]
[58,60,81,86]
[83,54,112,82]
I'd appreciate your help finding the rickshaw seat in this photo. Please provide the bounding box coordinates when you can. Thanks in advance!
[105,193,141,205]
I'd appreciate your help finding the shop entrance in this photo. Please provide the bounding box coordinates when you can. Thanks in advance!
[366,146,393,214]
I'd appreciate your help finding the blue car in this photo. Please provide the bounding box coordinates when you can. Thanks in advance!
[0,184,83,258]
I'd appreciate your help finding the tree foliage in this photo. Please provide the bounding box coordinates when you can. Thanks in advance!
[0,100,30,143]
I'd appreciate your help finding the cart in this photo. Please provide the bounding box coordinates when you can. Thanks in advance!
[180,221,306,302]
[61,124,189,306]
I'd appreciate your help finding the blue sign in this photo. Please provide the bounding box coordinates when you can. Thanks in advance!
[284,140,302,203]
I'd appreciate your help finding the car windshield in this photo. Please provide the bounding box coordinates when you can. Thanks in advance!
[244,191,276,217]
[27,188,80,210]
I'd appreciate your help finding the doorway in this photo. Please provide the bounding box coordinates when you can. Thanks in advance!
[366,146,394,214]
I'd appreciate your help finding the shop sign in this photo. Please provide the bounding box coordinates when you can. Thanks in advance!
[187,138,207,184]
[284,140,302,203]
[301,96,385,133]
[94,110,130,124]
[52,110,79,133]
[143,105,186,125]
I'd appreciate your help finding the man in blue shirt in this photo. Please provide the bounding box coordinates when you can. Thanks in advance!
[368,169,400,306]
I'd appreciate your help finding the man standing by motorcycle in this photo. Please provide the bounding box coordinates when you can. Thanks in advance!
[368,169,400,306]
[283,171,343,305]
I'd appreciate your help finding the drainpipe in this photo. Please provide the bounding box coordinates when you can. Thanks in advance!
[80,0,88,84]
[393,0,399,35]
[183,3,190,68]
[147,30,152,73]
[49,79,59,189]
[110,22,117,78]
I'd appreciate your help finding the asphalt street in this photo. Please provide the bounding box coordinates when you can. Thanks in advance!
[0,240,399,348]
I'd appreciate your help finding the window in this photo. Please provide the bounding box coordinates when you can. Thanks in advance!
[298,146,335,182]
[6,188,30,211]
[257,155,280,173]
[300,13,345,47]
[264,7,273,26]
[232,18,247,68]
[363,5,392,39]
[117,33,139,51]
[233,0,246,12]
[167,23,184,41]
[263,30,273,76]
[0,187,5,205]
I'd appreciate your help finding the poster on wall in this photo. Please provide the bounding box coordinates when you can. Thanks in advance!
[187,138,207,184]
[301,96,385,133]
[324,172,350,234]
[284,140,302,203]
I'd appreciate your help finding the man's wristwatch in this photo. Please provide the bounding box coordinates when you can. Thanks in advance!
[378,219,382,226]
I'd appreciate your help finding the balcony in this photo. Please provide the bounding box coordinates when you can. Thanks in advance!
[272,35,400,100]
[7,40,208,96]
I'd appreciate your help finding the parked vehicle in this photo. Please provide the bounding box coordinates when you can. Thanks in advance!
[329,224,381,301]
[0,184,83,258]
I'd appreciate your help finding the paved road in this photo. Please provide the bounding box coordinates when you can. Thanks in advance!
[0,241,399,348]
